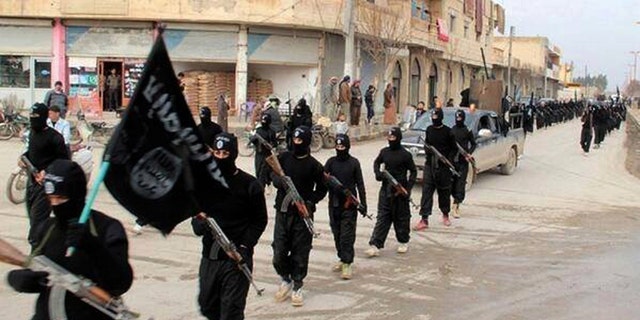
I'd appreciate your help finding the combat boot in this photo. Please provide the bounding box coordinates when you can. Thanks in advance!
[341,263,352,280]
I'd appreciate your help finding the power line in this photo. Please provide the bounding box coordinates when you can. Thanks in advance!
[258,0,304,24]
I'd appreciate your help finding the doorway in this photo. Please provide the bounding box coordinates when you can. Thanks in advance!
[98,60,123,112]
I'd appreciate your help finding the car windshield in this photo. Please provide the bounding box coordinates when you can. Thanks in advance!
[410,109,474,131]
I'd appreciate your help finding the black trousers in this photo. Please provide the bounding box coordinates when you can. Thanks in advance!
[594,125,606,144]
[254,153,270,188]
[272,211,313,290]
[451,161,469,204]
[107,88,119,111]
[580,128,592,153]
[198,257,251,320]
[419,165,452,219]
[369,190,410,249]
[26,180,51,248]
[329,206,357,264]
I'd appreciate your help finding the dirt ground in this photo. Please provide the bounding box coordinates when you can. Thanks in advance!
[0,119,639,320]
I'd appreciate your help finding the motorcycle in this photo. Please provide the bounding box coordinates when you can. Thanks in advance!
[6,135,94,205]
[0,112,30,140]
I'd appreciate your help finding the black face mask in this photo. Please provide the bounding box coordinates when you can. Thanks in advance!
[31,117,47,132]
[388,139,401,150]
[293,144,309,157]
[215,157,237,177]
[52,200,84,222]
[336,149,350,160]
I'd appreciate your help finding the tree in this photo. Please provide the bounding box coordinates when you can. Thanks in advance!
[624,80,640,98]
[355,1,410,109]
[574,74,608,93]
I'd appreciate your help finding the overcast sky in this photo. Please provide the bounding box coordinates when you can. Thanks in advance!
[497,0,640,90]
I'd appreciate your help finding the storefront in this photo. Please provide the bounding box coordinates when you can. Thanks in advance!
[0,20,53,111]
[247,28,320,107]
[64,21,154,118]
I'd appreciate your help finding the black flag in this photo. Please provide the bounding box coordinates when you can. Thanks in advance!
[104,36,228,234]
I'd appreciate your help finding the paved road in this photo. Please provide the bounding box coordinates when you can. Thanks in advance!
[1,119,639,320]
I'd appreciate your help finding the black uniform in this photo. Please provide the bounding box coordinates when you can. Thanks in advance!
[24,103,69,247]
[369,127,417,249]
[198,107,224,147]
[271,126,327,290]
[580,107,593,153]
[451,110,476,205]
[324,135,366,265]
[192,133,268,320]
[250,114,277,188]
[418,109,457,221]
[8,160,133,320]
[286,99,313,151]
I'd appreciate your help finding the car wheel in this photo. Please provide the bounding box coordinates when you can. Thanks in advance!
[500,147,517,175]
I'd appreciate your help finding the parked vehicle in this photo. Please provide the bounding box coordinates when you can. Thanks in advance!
[401,107,526,189]
[0,112,30,140]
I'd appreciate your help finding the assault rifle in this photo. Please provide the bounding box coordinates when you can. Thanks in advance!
[195,213,264,296]
[253,132,276,156]
[264,155,318,237]
[424,143,461,177]
[323,173,372,220]
[20,155,38,176]
[381,169,420,209]
[0,238,141,320]
[455,142,477,174]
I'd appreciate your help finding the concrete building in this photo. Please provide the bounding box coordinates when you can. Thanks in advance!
[493,36,562,99]
[0,0,504,119]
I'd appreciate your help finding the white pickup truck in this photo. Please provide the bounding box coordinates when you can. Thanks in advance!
[401,107,526,188]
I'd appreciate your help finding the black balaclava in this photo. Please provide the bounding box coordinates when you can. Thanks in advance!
[335,134,351,161]
[455,109,466,127]
[30,103,49,132]
[212,133,238,177]
[260,113,272,127]
[431,108,444,127]
[44,159,87,222]
[388,127,402,150]
[295,99,306,116]
[200,107,212,125]
[292,126,312,157]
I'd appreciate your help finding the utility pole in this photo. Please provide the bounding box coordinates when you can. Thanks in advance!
[584,65,588,98]
[343,0,355,78]
[630,51,640,81]
[506,26,514,96]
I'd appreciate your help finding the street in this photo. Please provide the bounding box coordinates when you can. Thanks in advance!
[1,119,639,320]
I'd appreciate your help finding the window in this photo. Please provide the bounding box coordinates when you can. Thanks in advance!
[449,14,456,34]
[0,56,30,88]
[34,59,51,89]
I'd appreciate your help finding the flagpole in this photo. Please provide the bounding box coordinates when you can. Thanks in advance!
[66,23,168,257]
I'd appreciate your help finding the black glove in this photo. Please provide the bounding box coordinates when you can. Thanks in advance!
[65,222,94,251]
[305,201,316,213]
[7,269,49,293]
[375,172,383,181]
[237,245,252,264]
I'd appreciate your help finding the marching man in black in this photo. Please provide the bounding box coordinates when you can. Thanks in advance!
[250,113,277,189]
[580,104,594,156]
[191,133,268,320]
[450,109,476,218]
[415,108,457,230]
[324,134,367,279]
[271,126,327,307]
[366,127,417,257]
[8,159,133,319]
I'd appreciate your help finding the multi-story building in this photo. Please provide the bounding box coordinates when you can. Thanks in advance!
[0,0,504,118]
[493,36,562,99]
